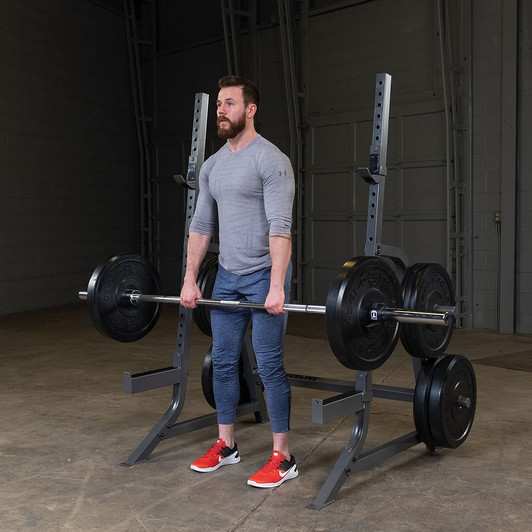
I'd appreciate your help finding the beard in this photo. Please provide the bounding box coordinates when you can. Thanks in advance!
[217,112,246,139]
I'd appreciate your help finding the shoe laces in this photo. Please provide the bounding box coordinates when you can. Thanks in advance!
[260,451,285,473]
[205,439,226,458]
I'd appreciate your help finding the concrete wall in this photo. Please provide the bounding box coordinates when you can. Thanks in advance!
[0,1,137,314]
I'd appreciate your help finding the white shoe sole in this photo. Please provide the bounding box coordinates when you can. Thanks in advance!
[247,465,299,488]
[190,453,241,473]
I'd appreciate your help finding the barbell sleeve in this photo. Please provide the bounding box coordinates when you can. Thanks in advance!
[433,304,455,316]
[375,308,450,326]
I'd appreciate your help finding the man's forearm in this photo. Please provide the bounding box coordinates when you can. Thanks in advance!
[269,233,292,289]
[184,232,212,283]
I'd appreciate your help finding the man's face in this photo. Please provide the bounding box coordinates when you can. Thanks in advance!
[216,86,248,139]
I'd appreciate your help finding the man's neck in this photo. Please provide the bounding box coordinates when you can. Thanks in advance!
[226,127,258,152]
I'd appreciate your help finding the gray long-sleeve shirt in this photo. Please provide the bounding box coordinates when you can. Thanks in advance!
[189,135,295,275]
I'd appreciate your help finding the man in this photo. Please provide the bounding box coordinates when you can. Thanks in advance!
[179,75,297,488]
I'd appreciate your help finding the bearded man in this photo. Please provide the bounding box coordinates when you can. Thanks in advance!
[179,76,297,488]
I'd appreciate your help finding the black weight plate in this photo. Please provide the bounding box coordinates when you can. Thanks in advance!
[404,264,429,312]
[413,356,443,449]
[193,257,218,336]
[428,354,477,449]
[402,264,434,356]
[325,256,402,371]
[192,256,210,335]
[402,264,420,305]
[400,264,428,356]
[193,258,210,335]
[193,256,218,336]
[201,345,251,409]
[201,346,216,409]
[200,257,219,333]
[86,254,162,342]
[401,263,455,358]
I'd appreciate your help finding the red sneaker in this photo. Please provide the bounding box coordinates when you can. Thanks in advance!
[247,451,298,488]
[190,439,240,472]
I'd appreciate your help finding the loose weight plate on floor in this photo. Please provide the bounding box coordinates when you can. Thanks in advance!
[86,254,162,342]
[400,263,455,358]
[325,256,402,371]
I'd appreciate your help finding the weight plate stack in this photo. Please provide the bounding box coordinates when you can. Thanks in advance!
[400,263,455,358]
[414,354,477,449]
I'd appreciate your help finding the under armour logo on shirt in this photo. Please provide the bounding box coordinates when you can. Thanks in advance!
[279,170,287,176]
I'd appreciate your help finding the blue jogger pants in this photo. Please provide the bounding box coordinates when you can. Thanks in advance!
[209,263,292,433]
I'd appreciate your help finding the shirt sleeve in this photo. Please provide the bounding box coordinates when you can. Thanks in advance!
[189,157,218,236]
[259,147,295,235]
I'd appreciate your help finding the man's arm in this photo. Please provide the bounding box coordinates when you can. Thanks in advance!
[264,233,292,315]
[179,232,212,308]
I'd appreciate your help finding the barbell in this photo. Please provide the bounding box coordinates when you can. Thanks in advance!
[78,254,456,371]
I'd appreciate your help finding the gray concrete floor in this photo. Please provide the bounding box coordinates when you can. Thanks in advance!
[1,304,532,531]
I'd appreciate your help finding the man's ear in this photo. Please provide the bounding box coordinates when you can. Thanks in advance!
[247,103,257,119]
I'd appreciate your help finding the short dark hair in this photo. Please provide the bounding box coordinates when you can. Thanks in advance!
[218,75,260,109]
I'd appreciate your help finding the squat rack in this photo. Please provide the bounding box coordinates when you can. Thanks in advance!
[120,74,427,509]
[288,73,423,509]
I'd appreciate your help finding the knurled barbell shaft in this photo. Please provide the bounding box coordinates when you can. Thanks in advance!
[132,293,327,314]
[78,291,450,325]
[78,291,325,314]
